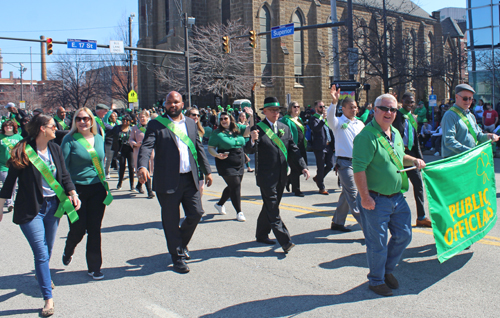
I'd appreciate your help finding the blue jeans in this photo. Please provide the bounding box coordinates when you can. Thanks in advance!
[357,192,412,286]
[20,196,60,300]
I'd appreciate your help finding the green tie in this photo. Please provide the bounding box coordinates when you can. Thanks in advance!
[408,123,414,151]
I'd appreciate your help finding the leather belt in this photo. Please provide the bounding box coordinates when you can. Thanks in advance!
[369,190,399,198]
[337,156,352,161]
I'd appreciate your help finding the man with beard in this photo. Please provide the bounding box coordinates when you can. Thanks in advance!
[137,91,213,273]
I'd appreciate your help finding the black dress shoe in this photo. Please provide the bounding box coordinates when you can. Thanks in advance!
[173,259,190,273]
[294,191,305,197]
[282,242,295,254]
[183,247,191,260]
[331,223,352,232]
[285,183,290,192]
[256,238,276,245]
[62,253,72,266]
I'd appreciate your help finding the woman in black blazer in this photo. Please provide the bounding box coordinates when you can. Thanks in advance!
[0,114,81,317]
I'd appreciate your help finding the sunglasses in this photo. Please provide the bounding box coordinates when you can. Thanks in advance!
[457,95,473,102]
[190,113,200,117]
[376,106,398,113]
[292,106,300,109]
[75,116,91,123]
[220,117,230,121]
[45,124,57,130]
[317,106,325,109]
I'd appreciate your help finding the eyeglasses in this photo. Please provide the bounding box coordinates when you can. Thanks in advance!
[220,117,229,121]
[266,108,281,113]
[190,113,200,117]
[45,125,57,130]
[457,94,473,102]
[75,116,91,123]
[376,106,398,113]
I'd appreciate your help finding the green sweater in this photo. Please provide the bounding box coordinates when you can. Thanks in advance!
[0,133,23,171]
[61,133,105,185]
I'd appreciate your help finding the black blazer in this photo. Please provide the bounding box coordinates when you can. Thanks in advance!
[245,120,307,188]
[393,110,423,160]
[308,115,334,151]
[0,140,76,225]
[54,118,71,145]
[137,114,212,194]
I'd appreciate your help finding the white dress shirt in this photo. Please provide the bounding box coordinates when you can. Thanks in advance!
[168,114,192,173]
[326,103,365,158]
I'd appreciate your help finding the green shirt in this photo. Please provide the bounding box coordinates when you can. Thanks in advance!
[0,133,22,171]
[61,133,105,185]
[353,120,406,195]
[359,109,370,123]
[208,124,246,150]
[414,106,427,123]
[203,126,213,139]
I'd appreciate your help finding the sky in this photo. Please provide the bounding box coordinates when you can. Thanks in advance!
[0,0,465,82]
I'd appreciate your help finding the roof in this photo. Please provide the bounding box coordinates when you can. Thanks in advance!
[350,0,434,20]
[441,17,465,38]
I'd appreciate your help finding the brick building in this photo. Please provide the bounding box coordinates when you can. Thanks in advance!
[137,0,451,109]
[0,71,54,112]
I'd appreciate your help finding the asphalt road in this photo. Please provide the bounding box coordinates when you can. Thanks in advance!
[1,148,499,317]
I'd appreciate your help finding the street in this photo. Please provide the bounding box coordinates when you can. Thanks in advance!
[1,148,499,317]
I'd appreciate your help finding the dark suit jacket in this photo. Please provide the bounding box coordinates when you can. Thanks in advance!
[54,117,71,145]
[308,115,334,151]
[245,120,307,188]
[0,139,76,225]
[393,110,423,160]
[137,114,212,194]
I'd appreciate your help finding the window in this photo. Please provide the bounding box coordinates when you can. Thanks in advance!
[293,11,304,85]
[327,16,334,77]
[222,0,231,26]
[260,6,272,84]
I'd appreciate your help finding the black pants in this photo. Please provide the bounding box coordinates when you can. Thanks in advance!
[313,148,334,190]
[64,183,106,273]
[256,181,291,247]
[118,145,134,188]
[136,178,153,194]
[104,143,115,175]
[218,175,243,213]
[156,173,203,262]
[406,168,426,219]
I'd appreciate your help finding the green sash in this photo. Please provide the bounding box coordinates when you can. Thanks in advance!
[450,106,478,145]
[257,121,288,160]
[155,116,198,164]
[25,144,79,223]
[9,114,20,127]
[285,115,307,149]
[73,133,113,205]
[139,126,146,133]
[54,115,69,130]
[364,125,409,193]
[95,116,105,132]
[313,113,329,127]
[399,108,417,150]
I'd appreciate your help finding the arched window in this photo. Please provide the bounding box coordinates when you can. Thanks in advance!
[293,11,304,85]
[221,0,231,25]
[260,6,272,84]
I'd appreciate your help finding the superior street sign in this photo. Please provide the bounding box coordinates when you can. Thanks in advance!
[271,23,294,39]
[67,39,97,50]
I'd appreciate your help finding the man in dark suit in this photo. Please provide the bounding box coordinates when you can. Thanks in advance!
[393,92,431,228]
[54,107,71,145]
[245,97,309,254]
[309,100,335,194]
[137,91,212,273]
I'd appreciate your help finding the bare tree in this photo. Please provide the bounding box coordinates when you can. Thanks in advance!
[45,52,109,111]
[155,20,254,103]
[473,50,500,99]
[438,39,468,99]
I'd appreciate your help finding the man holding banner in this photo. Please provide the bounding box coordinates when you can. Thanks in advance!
[441,84,499,158]
[353,94,426,297]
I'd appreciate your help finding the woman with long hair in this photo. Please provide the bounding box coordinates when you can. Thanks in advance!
[111,114,134,190]
[0,114,81,317]
[208,108,253,221]
[281,101,308,196]
[60,107,112,281]
[237,111,254,173]
[185,107,206,196]
[129,109,155,198]
[0,119,22,212]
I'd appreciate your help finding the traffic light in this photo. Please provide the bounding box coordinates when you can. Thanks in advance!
[46,38,53,55]
[222,36,230,54]
[249,30,257,49]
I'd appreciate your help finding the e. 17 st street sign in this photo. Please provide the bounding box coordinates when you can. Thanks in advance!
[67,39,97,50]
[271,23,294,39]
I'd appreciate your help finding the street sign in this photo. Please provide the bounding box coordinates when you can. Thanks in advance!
[67,39,97,50]
[271,23,294,39]
[128,90,138,103]
[109,40,124,54]
[429,94,437,107]
[19,101,25,109]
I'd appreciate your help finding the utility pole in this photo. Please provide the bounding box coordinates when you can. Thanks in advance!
[331,0,340,82]
[20,63,25,101]
[347,0,354,81]
[184,13,192,108]
[129,13,135,93]
[382,0,389,93]
[40,35,47,81]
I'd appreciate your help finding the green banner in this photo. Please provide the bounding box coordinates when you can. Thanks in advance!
[422,142,497,263]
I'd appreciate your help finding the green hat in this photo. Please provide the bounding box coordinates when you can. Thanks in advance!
[260,97,284,110]
[423,118,428,123]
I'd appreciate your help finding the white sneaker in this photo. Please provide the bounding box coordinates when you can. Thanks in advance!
[214,203,226,215]
[434,152,440,156]
[236,212,246,222]
[106,174,111,179]
[429,148,435,152]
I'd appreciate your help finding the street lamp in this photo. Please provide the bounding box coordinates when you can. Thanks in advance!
[20,63,27,102]
[184,14,195,107]
[129,12,136,97]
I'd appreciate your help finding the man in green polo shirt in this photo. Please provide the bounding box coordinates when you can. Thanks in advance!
[353,93,426,297]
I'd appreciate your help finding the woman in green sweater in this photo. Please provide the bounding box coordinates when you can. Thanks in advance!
[0,120,23,212]
[60,107,109,280]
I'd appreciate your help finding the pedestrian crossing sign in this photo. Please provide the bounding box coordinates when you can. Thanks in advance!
[128,90,138,103]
